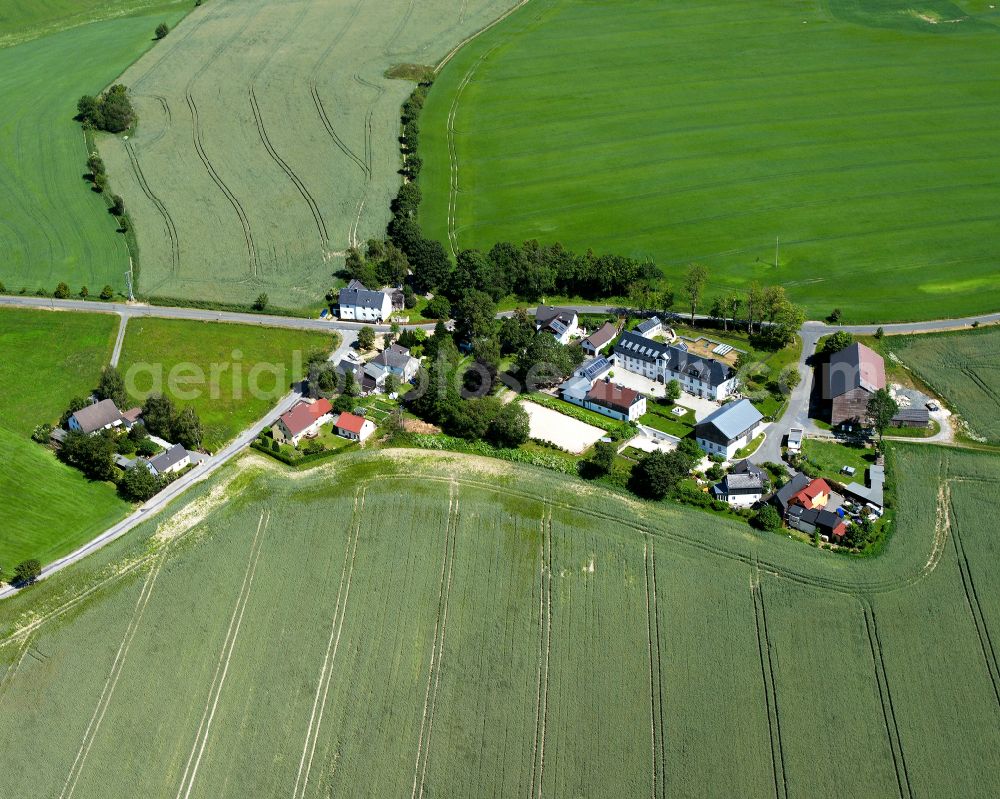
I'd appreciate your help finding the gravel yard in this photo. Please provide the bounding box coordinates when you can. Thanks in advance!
[521,400,605,454]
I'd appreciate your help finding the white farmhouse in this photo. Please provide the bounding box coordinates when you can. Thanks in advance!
[68,399,125,435]
[695,399,764,459]
[534,305,579,345]
[613,331,737,400]
[338,279,392,322]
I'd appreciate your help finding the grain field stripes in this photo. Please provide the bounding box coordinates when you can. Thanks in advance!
[751,559,787,799]
[862,600,914,799]
[410,483,460,799]
[527,507,553,799]
[948,495,1000,708]
[59,553,166,799]
[0,634,33,706]
[124,139,179,277]
[292,488,365,799]
[248,85,328,243]
[644,537,666,798]
[175,510,271,799]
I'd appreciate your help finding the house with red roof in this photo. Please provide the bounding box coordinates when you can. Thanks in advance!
[582,377,647,422]
[276,398,333,446]
[787,477,832,511]
[334,412,376,443]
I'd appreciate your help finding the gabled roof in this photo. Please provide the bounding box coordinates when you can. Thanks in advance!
[121,407,143,424]
[614,331,733,387]
[335,412,369,434]
[577,356,612,382]
[280,398,333,437]
[773,472,811,512]
[827,342,886,397]
[583,322,617,348]
[586,379,643,411]
[370,343,416,372]
[723,472,764,491]
[339,281,388,311]
[730,459,766,481]
[635,316,662,335]
[697,399,763,441]
[535,305,577,329]
[71,399,123,434]
[790,478,831,509]
[891,407,929,424]
[148,443,188,472]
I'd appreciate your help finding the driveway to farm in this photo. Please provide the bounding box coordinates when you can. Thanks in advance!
[521,400,604,454]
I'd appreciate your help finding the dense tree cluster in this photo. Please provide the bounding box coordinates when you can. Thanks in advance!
[77,85,135,133]
[341,239,410,290]
[59,429,117,481]
[141,394,203,450]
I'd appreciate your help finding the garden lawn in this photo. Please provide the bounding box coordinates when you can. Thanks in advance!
[0,6,191,295]
[801,438,877,483]
[0,307,128,566]
[420,0,1000,322]
[117,318,338,451]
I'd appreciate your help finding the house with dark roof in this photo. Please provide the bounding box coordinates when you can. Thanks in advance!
[843,464,885,510]
[68,399,125,435]
[695,398,764,459]
[771,472,811,514]
[364,344,419,386]
[635,316,663,338]
[581,322,617,356]
[535,306,579,345]
[787,506,847,541]
[338,279,392,322]
[890,407,930,428]
[579,377,646,422]
[711,460,768,507]
[277,398,333,445]
[335,411,375,442]
[613,331,737,400]
[825,342,886,426]
[145,443,191,477]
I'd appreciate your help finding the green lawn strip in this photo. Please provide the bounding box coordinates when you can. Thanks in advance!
[800,438,877,483]
[733,433,765,460]
[117,318,338,451]
[638,403,694,438]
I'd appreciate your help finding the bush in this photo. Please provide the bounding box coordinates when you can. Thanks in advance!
[13,559,42,586]
[751,505,782,532]
[100,285,114,300]
[630,450,690,500]
[252,292,269,311]
[110,195,125,216]
[119,464,160,502]
[135,438,158,457]
[31,424,53,444]
[54,282,70,299]
[425,295,451,319]
[155,22,169,39]
[77,84,135,134]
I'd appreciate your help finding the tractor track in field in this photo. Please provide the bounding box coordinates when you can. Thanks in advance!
[248,85,329,243]
[947,492,1000,708]
[446,46,499,255]
[131,93,173,149]
[59,552,166,799]
[185,92,259,277]
[293,488,364,799]
[527,508,553,799]
[648,538,666,797]
[751,558,788,799]
[862,600,914,799]
[130,0,220,91]
[0,633,33,706]
[411,483,459,799]
[308,0,369,178]
[384,0,416,58]
[124,139,179,276]
[175,510,270,799]
[643,539,666,799]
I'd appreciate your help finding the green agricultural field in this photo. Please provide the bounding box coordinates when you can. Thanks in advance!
[0,0,189,47]
[97,0,517,309]
[887,325,1000,442]
[0,308,128,566]
[420,0,1000,323]
[116,317,337,451]
[0,444,998,797]
[0,7,191,296]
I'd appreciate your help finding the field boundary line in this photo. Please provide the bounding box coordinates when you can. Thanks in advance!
[293,487,365,799]
[862,599,914,799]
[527,506,553,799]
[435,0,533,74]
[0,633,33,705]
[645,536,666,797]
[175,509,270,799]
[124,137,181,278]
[643,541,657,799]
[60,552,166,799]
[410,482,459,799]
[750,558,787,799]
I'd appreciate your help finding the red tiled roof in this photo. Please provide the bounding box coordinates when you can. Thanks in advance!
[586,379,641,411]
[280,398,332,437]
[121,407,143,423]
[336,412,367,434]
[791,478,831,510]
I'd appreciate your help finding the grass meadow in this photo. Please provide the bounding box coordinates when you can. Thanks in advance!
[888,325,1000,442]
[420,0,1000,322]
[97,0,515,309]
[117,317,338,451]
[0,308,128,566]
[0,444,998,796]
[0,0,190,47]
[0,6,191,297]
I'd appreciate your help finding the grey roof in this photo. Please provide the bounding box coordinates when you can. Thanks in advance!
[843,464,885,507]
[635,316,662,334]
[827,342,886,397]
[71,399,123,434]
[773,472,811,512]
[891,407,929,424]
[148,443,188,473]
[561,375,592,398]
[339,281,387,311]
[730,459,766,480]
[724,472,764,491]
[577,356,612,382]
[535,305,576,327]
[697,399,763,441]
[371,344,416,372]
[614,331,732,387]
